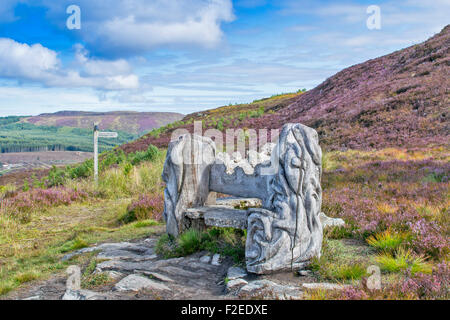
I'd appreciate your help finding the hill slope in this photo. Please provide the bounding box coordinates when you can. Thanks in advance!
[0,111,183,153]
[22,111,184,135]
[121,25,449,153]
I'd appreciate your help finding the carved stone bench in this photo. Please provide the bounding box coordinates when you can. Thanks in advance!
[162,123,324,274]
[183,197,263,230]
[185,206,248,230]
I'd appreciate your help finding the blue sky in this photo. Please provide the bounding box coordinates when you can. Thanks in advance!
[0,0,448,116]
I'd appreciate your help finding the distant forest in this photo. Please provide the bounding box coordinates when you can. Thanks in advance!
[0,117,137,153]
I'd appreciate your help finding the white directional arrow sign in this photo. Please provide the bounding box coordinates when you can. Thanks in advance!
[98,131,118,138]
[93,122,119,185]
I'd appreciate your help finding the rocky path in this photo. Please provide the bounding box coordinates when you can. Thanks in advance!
[5,236,350,300]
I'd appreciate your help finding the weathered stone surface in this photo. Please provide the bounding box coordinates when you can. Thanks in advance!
[62,289,107,300]
[114,274,171,292]
[13,237,363,301]
[157,266,202,278]
[227,267,247,280]
[162,123,324,274]
[162,134,216,237]
[96,260,154,272]
[238,280,303,300]
[302,283,349,290]
[244,124,323,274]
[105,271,124,280]
[184,260,218,271]
[199,255,211,264]
[215,197,262,208]
[238,279,273,294]
[136,271,175,283]
[319,212,345,228]
[97,249,149,260]
[226,279,248,293]
[61,242,154,261]
[211,254,221,266]
[185,206,248,230]
[297,270,313,277]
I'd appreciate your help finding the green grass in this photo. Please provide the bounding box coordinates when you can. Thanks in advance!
[59,238,89,253]
[155,228,246,264]
[132,220,161,228]
[177,229,204,255]
[82,272,112,289]
[375,248,432,275]
[309,238,374,282]
[0,198,165,297]
[80,257,113,289]
[366,230,411,253]
[330,264,367,281]
[0,121,136,153]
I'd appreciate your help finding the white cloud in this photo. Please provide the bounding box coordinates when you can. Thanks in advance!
[38,0,235,56]
[0,38,60,80]
[0,38,139,90]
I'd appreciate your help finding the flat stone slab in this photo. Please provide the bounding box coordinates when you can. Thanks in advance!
[226,279,248,292]
[215,197,262,208]
[199,255,211,264]
[97,249,152,261]
[238,280,303,300]
[136,271,175,283]
[61,241,154,261]
[302,283,350,290]
[185,206,248,230]
[227,267,247,280]
[114,274,171,292]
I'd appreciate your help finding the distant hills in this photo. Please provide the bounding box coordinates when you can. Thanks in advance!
[121,25,449,153]
[21,111,184,135]
[0,111,183,153]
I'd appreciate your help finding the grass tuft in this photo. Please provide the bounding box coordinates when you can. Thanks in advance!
[13,270,40,284]
[366,230,410,253]
[375,248,432,275]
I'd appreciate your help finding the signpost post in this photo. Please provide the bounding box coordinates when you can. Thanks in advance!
[93,123,118,185]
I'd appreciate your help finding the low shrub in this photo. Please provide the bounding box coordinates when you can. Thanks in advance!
[120,194,164,224]
[1,187,88,221]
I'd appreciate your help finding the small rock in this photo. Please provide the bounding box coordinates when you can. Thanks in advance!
[298,270,312,277]
[302,282,349,290]
[239,280,273,294]
[211,254,221,266]
[226,279,248,293]
[199,255,211,264]
[227,267,247,280]
[114,274,171,292]
[239,280,303,300]
[319,212,345,228]
[23,295,40,300]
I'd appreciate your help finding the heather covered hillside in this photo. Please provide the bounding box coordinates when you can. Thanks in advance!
[22,111,184,135]
[121,25,449,153]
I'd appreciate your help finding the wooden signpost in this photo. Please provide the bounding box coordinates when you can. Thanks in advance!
[93,122,118,185]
